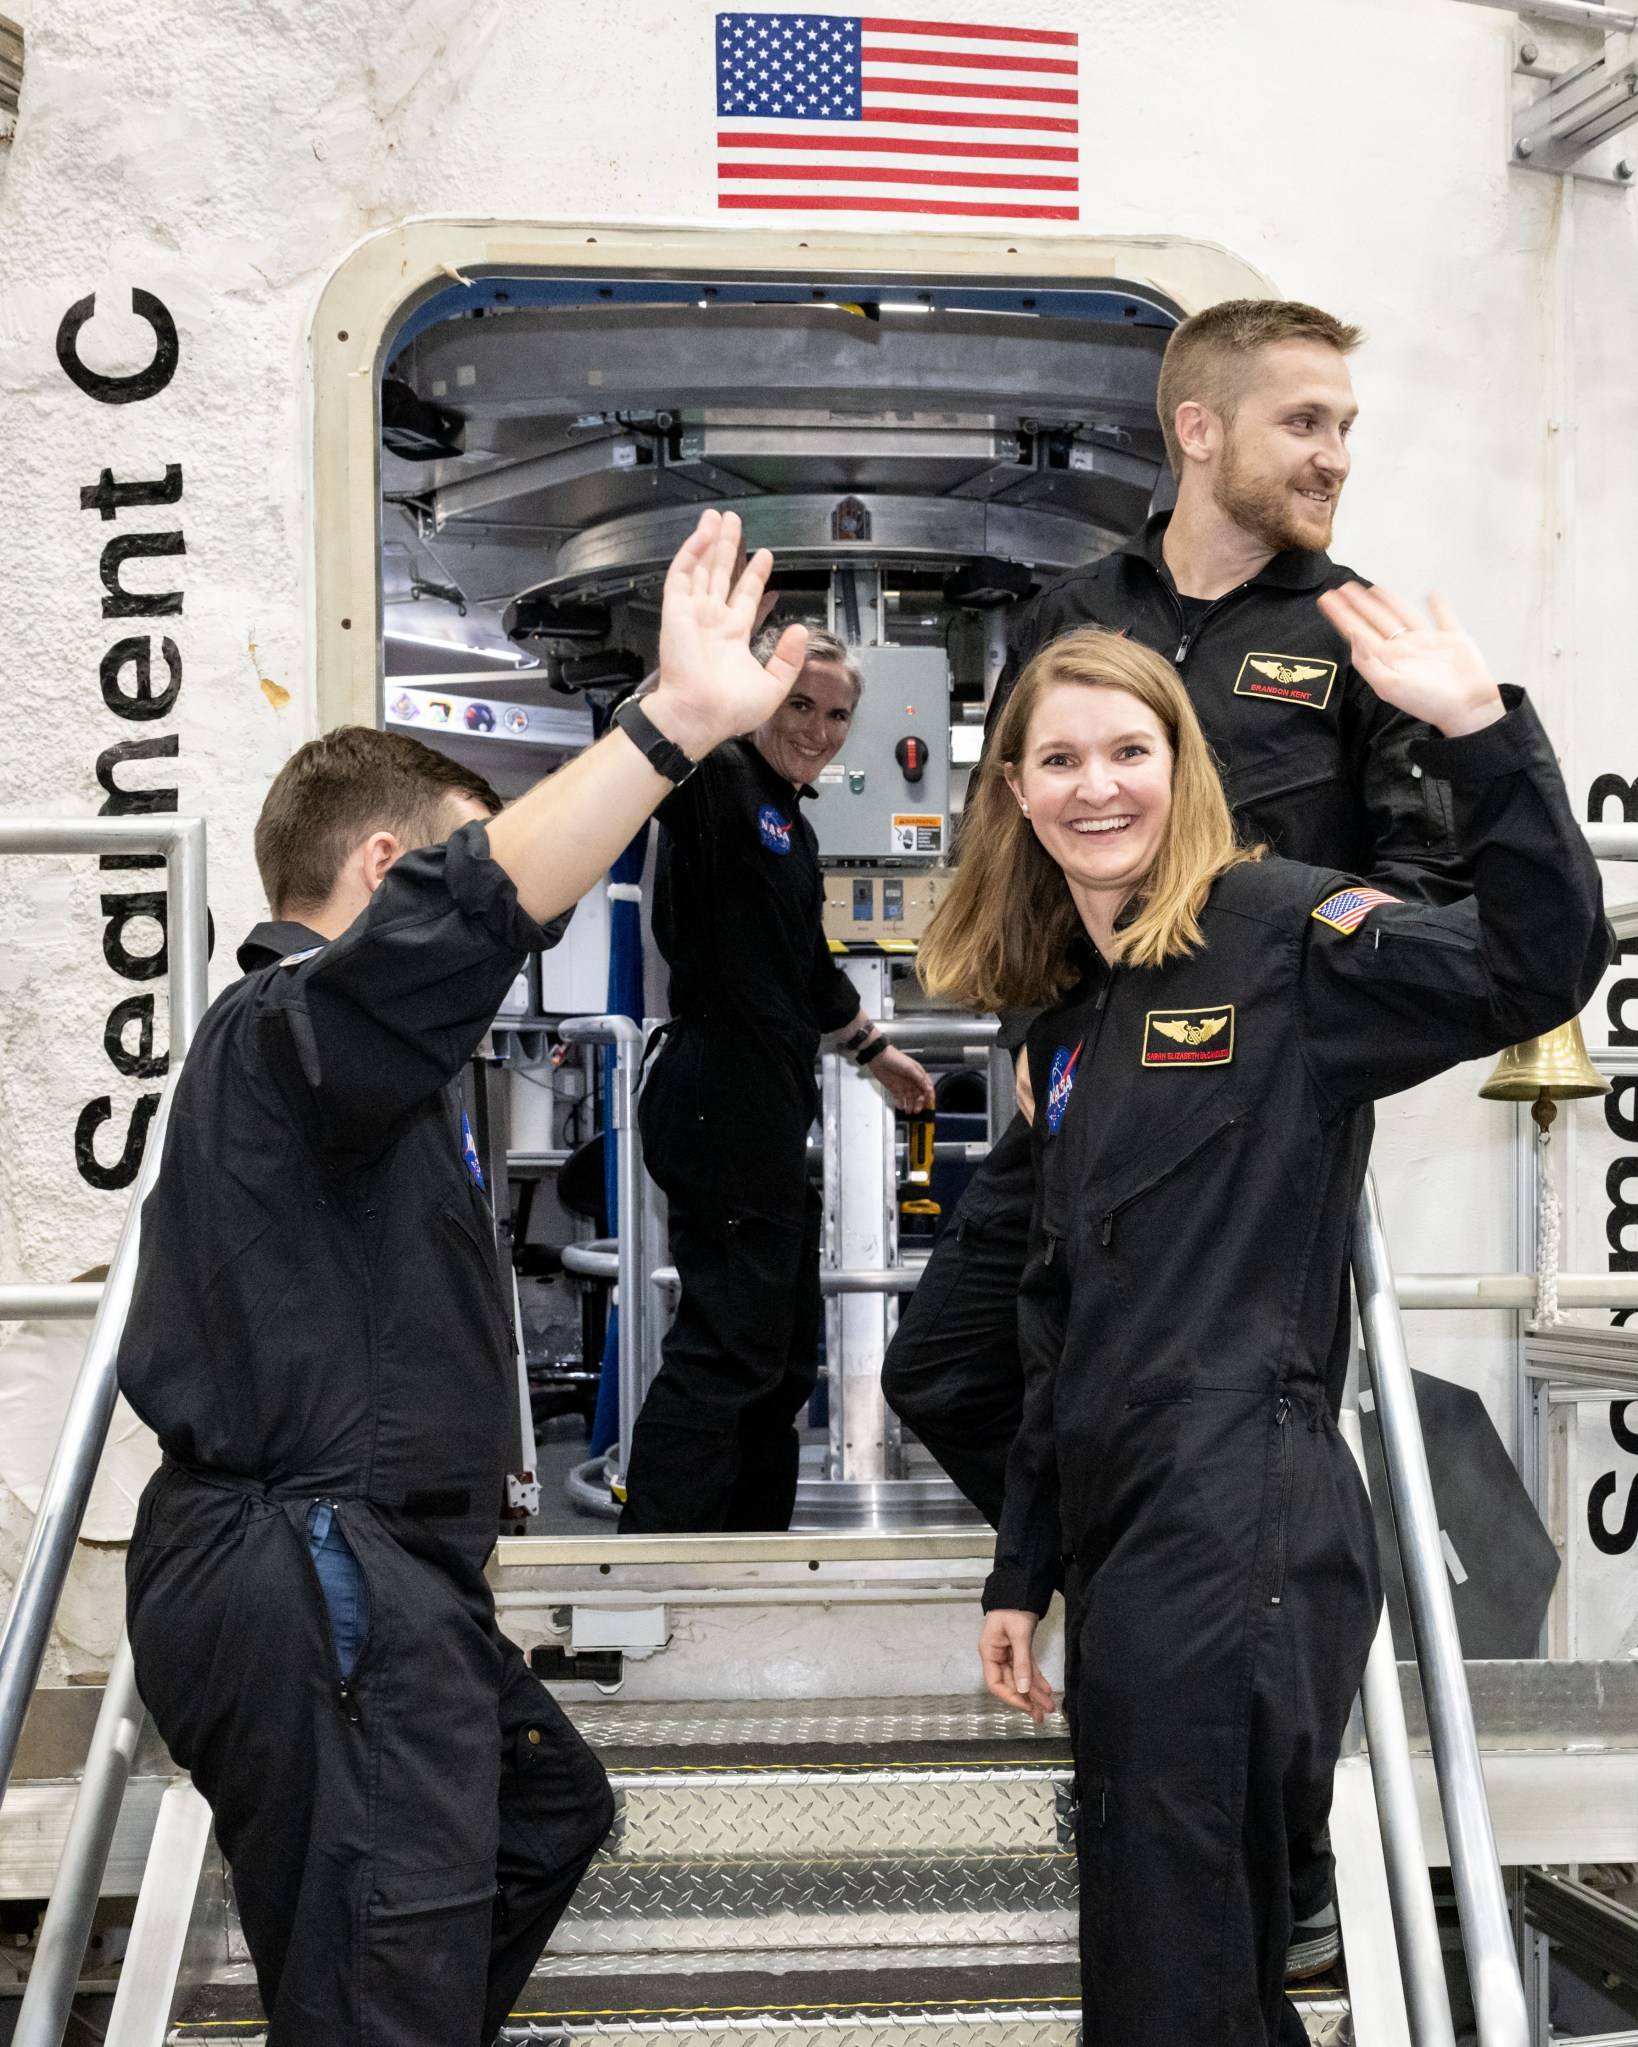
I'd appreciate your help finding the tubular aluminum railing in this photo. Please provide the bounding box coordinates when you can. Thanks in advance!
[1355,1173,1531,2047]
[0,816,206,1799]
[0,816,207,2047]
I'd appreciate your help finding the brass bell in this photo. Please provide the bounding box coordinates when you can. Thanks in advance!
[1478,1017,1610,1133]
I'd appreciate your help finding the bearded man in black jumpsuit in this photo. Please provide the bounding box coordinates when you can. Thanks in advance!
[884,300,1469,1538]
[118,511,810,2047]
[931,595,1608,2045]
[620,627,934,1533]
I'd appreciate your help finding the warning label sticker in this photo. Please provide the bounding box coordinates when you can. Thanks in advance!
[891,814,943,855]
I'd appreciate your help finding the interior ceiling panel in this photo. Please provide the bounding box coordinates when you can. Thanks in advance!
[399,304,1166,431]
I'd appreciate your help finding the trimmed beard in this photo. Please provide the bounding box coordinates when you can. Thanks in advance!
[1213,436,1337,555]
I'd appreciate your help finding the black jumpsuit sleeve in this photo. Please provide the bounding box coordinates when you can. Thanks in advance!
[982,1060,1068,1616]
[1298,687,1611,1113]
[1338,669,1471,906]
[257,819,557,1151]
[809,930,861,1035]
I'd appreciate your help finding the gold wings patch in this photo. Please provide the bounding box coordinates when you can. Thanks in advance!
[1151,1014,1227,1048]
[1248,658,1330,687]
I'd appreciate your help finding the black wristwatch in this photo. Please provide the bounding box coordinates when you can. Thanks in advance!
[613,696,700,786]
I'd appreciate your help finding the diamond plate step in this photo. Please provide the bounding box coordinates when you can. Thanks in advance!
[606,1765,1071,1862]
[555,1854,1077,1954]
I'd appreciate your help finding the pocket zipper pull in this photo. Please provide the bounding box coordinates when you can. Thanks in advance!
[337,1680,362,1725]
[1276,1397,1291,1426]
[1100,1213,1113,1246]
[1043,1235,1056,1266]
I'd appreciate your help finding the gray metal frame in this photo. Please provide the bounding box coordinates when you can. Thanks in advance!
[558,1015,648,1479]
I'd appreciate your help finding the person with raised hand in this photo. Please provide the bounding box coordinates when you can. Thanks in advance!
[917,587,1607,2046]
[118,509,808,2047]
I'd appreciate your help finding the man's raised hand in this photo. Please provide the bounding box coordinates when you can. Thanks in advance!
[645,510,809,763]
[1316,582,1504,740]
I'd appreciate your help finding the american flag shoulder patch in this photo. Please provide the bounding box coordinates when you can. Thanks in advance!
[1311,886,1402,936]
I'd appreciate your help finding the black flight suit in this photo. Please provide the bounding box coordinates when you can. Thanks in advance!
[986,691,1609,2045]
[620,737,859,1532]
[883,511,1469,1524]
[118,823,615,2047]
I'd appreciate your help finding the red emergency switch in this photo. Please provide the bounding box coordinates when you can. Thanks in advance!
[895,735,928,784]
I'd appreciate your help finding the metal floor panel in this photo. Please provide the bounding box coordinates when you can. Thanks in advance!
[555,1856,1077,1953]
[608,1769,1070,1861]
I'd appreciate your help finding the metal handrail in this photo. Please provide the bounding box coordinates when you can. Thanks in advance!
[0,817,207,1802]
[0,817,208,2047]
[0,1285,108,1319]
[1354,1173,1530,2047]
[1339,1407,1457,2047]
[556,1016,645,1476]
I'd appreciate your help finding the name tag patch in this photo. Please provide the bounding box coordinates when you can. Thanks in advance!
[1311,886,1401,935]
[1143,1007,1235,1066]
[758,804,792,855]
[1233,652,1338,710]
[1046,1040,1083,1134]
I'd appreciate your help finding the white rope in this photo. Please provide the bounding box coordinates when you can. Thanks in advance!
[1537,1120,1563,1326]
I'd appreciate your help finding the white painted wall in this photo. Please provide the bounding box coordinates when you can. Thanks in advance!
[0,0,1633,1673]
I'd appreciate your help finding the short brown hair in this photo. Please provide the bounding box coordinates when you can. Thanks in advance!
[1156,298,1364,476]
[918,630,1259,1011]
[255,726,501,918]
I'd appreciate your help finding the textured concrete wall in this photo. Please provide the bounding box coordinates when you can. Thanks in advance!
[0,0,1633,1673]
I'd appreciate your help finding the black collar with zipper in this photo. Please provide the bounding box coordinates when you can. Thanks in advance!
[987,510,1468,906]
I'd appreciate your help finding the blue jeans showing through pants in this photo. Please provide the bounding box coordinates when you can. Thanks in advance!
[305,1501,369,1679]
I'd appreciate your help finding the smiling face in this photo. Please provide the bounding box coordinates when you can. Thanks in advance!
[1004,682,1174,935]
[1211,339,1357,555]
[752,657,857,788]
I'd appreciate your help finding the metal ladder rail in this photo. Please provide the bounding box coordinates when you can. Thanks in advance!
[1354,1172,1531,2047]
[0,816,207,2047]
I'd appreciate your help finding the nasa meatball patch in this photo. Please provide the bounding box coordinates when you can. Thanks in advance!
[757,804,793,854]
[1045,1040,1083,1134]
[1142,1007,1235,1067]
[1233,652,1338,710]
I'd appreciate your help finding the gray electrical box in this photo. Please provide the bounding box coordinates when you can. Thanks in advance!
[808,643,951,864]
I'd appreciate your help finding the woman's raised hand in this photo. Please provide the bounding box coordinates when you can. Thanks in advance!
[646,510,809,761]
[1317,582,1504,740]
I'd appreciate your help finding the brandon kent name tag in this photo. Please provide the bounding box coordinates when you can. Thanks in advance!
[1233,652,1338,711]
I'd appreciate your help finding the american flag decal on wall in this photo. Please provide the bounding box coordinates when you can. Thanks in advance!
[715,13,1079,220]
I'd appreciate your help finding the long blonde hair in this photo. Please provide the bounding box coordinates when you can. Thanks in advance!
[918,629,1258,1011]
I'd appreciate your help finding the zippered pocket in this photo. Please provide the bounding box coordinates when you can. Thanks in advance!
[1097,1105,1243,1249]
[1270,1399,1294,1607]
[298,1499,373,1725]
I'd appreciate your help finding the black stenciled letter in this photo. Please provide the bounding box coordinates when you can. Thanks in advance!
[97,734,179,816]
[74,1093,160,1190]
[104,993,168,1078]
[100,637,181,721]
[56,290,179,406]
[1589,773,1638,824]
[81,463,183,521]
[101,891,167,981]
[1588,1470,1638,1556]
[101,533,184,618]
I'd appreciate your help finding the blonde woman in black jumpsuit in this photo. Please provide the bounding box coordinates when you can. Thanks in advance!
[918,584,1609,2046]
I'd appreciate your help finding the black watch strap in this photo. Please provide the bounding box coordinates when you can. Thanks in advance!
[613,696,700,786]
